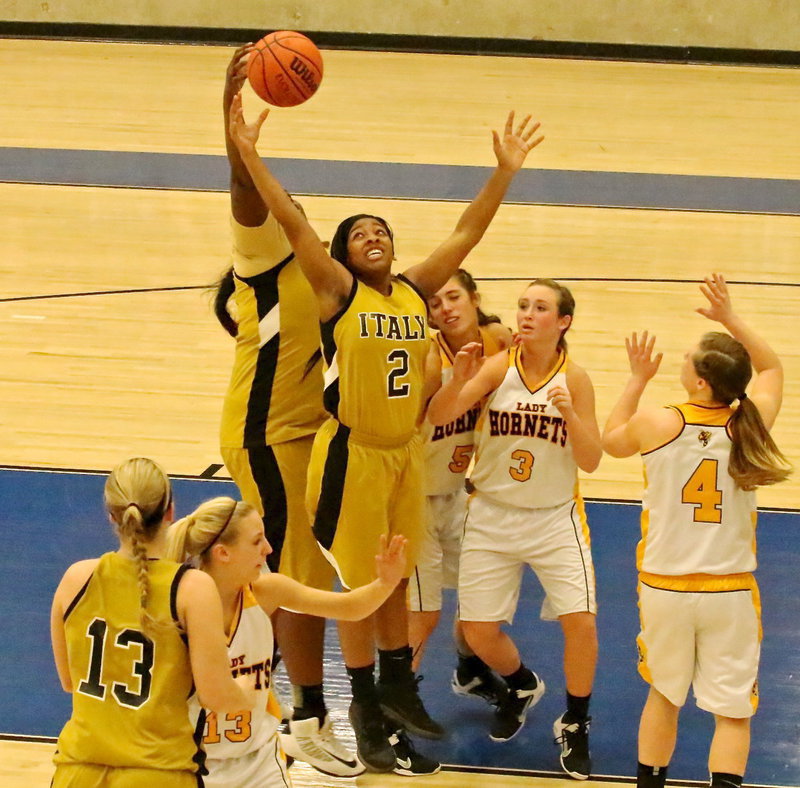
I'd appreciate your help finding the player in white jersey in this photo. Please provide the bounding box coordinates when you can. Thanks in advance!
[602,274,791,788]
[167,497,408,787]
[410,269,512,704]
[428,279,602,780]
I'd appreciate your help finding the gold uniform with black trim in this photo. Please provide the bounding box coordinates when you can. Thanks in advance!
[53,553,200,788]
[220,214,332,588]
[307,275,429,589]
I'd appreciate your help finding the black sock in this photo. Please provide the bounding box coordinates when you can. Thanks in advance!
[456,653,490,682]
[501,663,535,691]
[291,683,326,724]
[710,772,743,788]
[637,762,669,788]
[564,691,591,722]
[346,664,378,706]
[378,646,414,684]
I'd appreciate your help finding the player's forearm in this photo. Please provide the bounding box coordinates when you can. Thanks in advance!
[603,376,648,436]
[564,418,602,473]
[719,313,782,375]
[452,165,516,250]
[427,380,470,425]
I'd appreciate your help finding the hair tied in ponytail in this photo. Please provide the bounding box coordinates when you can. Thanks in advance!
[739,392,747,401]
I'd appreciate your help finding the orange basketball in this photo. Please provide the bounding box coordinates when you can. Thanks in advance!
[247,31,324,107]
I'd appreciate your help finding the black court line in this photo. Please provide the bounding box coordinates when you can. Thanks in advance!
[2,22,800,67]
[2,148,800,216]
[2,277,797,306]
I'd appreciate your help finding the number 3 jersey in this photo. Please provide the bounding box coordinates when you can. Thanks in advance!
[321,275,429,443]
[470,347,577,509]
[55,553,198,772]
[189,584,280,764]
[639,402,756,579]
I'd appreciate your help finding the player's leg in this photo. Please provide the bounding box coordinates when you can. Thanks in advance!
[459,495,542,743]
[306,422,394,773]
[376,441,444,742]
[635,585,695,788]
[695,582,760,787]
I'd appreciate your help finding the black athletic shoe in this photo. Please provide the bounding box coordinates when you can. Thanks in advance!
[553,713,592,780]
[388,729,441,777]
[489,673,545,743]
[348,701,395,773]
[451,668,509,707]
[378,676,445,740]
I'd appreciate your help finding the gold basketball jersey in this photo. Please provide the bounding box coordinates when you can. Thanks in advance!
[321,275,429,442]
[54,553,199,772]
[220,214,326,448]
[639,402,757,581]
[424,326,504,495]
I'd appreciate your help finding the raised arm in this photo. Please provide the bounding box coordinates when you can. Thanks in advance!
[222,44,270,227]
[253,535,407,618]
[602,331,663,458]
[697,273,783,429]
[427,343,507,425]
[403,112,544,297]
[178,569,256,713]
[228,92,352,317]
[550,364,603,472]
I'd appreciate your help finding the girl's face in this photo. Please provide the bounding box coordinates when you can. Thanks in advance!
[224,510,272,584]
[428,277,479,336]
[516,285,569,344]
[345,217,394,278]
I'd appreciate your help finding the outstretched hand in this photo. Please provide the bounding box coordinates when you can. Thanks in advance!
[229,91,270,154]
[225,44,254,97]
[625,331,662,382]
[374,534,407,588]
[696,272,735,325]
[493,111,544,173]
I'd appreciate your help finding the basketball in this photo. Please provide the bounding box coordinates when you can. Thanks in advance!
[247,31,324,107]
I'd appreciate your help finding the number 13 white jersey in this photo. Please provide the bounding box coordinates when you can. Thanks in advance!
[639,402,756,577]
[470,348,578,509]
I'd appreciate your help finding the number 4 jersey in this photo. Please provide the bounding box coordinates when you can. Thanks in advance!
[55,553,199,772]
[639,402,756,579]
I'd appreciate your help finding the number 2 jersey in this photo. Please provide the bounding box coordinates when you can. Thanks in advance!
[189,585,280,766]
[470,347,578,509]
[639,402,757,582]
[321,275,429,443]
[54,553,199,772]
[424,326,505,495]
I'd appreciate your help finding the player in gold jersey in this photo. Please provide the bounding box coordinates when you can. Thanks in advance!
[213,47,357,777]
[603,274,791,788]
[50,457,254,788]
[229,92,543,773]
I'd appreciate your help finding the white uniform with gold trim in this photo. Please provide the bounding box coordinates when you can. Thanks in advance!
[636,402,761,718]
[409,328,503,612]
[459,348,595,623]
[191,585,291,788]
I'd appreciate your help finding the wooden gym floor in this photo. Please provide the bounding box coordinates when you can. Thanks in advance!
[0,36,798,787]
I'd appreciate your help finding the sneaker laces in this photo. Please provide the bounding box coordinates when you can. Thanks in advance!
[555,716,591,744]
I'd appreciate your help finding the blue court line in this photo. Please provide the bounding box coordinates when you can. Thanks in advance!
[1,147,799,215]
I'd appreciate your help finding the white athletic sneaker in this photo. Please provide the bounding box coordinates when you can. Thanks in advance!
[281,714,365,777]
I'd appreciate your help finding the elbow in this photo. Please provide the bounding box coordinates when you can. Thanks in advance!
[578,448,603,473]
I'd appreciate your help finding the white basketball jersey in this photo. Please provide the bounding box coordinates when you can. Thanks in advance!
[191,585,281,764]
[470,347,577,509]
[639,403,757,577]
[424,327,504,495]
